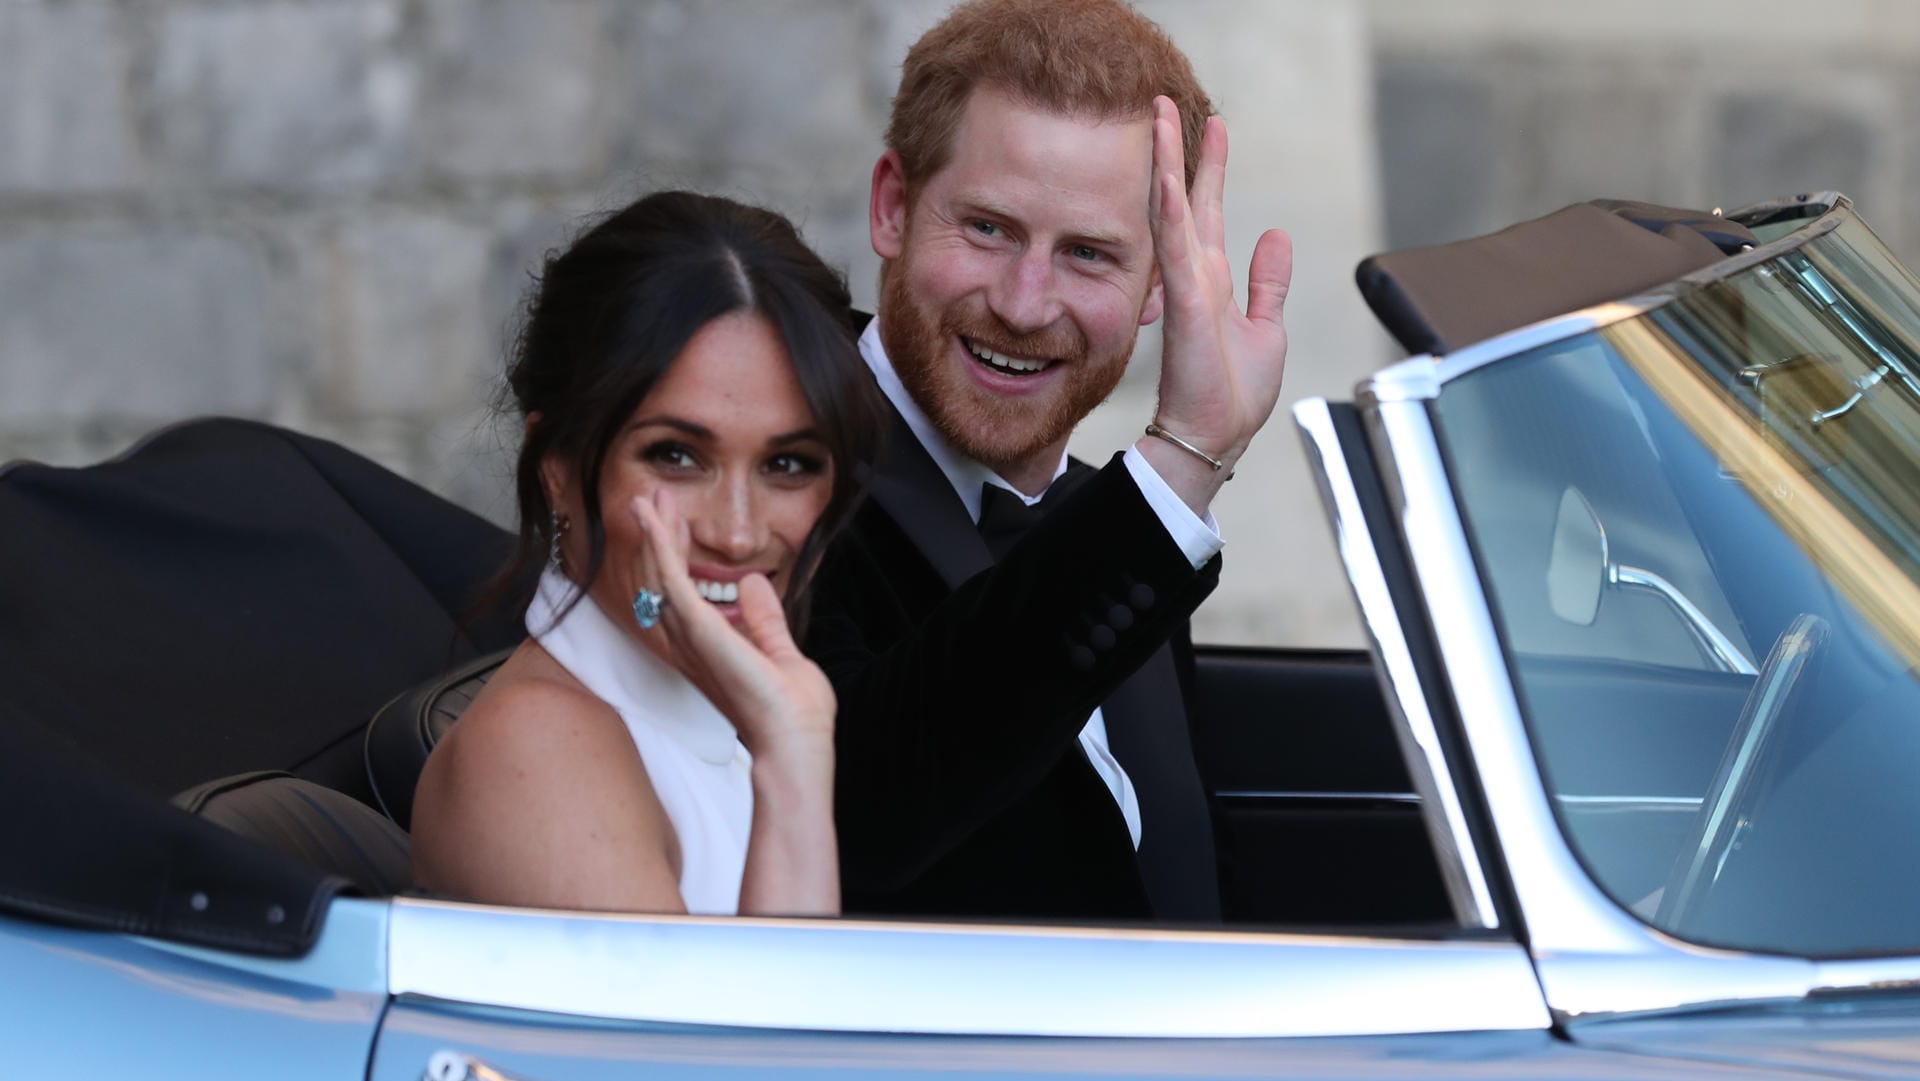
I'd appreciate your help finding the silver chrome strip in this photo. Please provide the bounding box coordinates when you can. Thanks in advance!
[1363,397,1814,1020]
[1294,399,1500,929]
[1611,564,1757,675]
[387,898,1550,1037]
[1359,201,1857,403]
[1555,795,1702,811]
[1215,789,1419,804]
[1362,305,1643,405]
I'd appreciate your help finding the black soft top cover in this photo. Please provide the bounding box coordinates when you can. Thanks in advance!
[1357,199,1760,356]
[0,418,523,953]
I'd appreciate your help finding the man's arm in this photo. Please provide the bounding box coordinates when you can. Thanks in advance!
[808,456,1219,891]
[1136,97,1295,519]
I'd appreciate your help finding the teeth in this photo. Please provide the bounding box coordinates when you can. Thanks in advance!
[694,579,740,604]
[965,338,1049,373]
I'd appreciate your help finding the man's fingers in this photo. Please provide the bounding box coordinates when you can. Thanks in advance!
[1246,228,1294,328]
[1191,115,1227,253]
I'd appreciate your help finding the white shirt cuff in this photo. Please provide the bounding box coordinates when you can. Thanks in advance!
[1122,444,1223,570]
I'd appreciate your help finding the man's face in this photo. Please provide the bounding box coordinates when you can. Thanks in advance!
[873,86,1162,475]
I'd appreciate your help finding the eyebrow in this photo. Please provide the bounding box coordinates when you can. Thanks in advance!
[629,416,824,446]
[954,197,1132,252]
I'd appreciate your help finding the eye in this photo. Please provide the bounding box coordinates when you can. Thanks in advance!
[969,220,1001,239]
[765,452,826,480]
[643,440,700,472]
[1069,244,1104,263]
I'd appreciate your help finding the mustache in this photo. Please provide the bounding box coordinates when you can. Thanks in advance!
[943,312,1087,365]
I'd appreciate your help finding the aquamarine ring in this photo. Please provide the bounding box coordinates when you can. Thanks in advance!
[632,588,667,629]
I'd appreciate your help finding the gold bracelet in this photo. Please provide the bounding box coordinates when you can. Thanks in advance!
[1144,422,1232,478]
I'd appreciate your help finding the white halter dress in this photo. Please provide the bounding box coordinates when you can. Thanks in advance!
[527,567,753,915]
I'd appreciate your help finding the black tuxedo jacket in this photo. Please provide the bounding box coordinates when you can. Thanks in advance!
[806,403,1222,922]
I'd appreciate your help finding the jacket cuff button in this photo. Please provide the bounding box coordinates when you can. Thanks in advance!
[1067,644,1096,671]
[1128,583,1156,611]
[1107,604,1134,631]
[1088,624,1116,652]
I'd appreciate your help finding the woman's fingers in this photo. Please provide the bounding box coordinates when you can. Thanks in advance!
[735,573,799,662]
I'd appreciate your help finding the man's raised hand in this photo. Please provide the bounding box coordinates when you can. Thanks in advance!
[1141,94,1294,514]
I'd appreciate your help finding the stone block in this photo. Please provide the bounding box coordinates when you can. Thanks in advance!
[308,213,496,418]
[616,0,872,175]
[0,3,141,193]
[1709,90,1879,213]
[415,0,618,181]
[1509,57,1703,215]
[148,2,415,189]
[0,224,277,425]
[1373,55,1503,251]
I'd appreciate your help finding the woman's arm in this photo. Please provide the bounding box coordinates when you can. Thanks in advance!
[411,672,689,914]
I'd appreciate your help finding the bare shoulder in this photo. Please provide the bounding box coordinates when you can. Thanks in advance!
[412,642,682,909]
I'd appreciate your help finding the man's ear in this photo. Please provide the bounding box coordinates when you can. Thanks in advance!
[1139,268,1165,327]
[870,150,908,260]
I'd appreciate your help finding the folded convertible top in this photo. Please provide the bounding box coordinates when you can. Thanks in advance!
[0,418,524,953]
[1357,199,1760,356]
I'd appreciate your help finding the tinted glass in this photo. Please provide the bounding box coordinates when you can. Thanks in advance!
[1432,214,1920,957]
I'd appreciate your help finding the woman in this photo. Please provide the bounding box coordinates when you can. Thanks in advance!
[411,192,883,916]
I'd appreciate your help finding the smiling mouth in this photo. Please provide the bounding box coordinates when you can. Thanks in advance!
[693,579,740,604]
[963,336,1057,377]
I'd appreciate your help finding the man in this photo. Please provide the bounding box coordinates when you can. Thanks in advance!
[805,0,1292,922]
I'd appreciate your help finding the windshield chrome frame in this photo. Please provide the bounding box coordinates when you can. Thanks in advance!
[1323,196,1920,1021]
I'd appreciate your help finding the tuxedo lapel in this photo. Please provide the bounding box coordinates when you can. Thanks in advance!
[861,404,991,592]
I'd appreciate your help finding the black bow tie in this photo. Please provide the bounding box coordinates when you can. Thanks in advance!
[977,463,1095,560]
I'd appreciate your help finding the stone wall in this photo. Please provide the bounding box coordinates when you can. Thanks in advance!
[6,0,1916,647]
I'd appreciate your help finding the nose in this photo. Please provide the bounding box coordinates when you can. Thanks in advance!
[986,247,1064,336]
[688,471,766,563]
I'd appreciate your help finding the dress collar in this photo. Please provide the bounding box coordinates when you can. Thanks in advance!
[526,567,740,766]
[858,319,1067,522]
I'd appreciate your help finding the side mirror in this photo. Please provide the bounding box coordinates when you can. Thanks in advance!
[1547,487,1607,626]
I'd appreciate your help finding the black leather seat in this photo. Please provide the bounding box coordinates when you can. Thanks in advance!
[364,650,511,830]
[174,771,412,896]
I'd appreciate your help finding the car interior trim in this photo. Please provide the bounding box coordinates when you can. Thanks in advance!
[1362,395,1819,1021]
[386,898,1551,1038]
[1294,398,1501,930]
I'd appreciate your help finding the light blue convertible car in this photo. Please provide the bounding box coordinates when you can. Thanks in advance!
[5,192,1920,1079]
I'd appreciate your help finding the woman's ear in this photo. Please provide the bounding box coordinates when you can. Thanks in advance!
[538,450,572,519]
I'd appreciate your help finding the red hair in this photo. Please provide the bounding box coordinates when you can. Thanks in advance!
[886,0,1213,190]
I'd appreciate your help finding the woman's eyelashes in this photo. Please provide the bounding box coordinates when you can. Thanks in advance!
[642,440,700,473]
[765,451,826,480]
[639,439,826,484]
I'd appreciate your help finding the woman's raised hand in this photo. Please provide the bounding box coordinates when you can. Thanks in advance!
[628,490,835,757]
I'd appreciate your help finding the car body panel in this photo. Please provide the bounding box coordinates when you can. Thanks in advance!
[0,908,384,1080]
[370,1003,1824,1081]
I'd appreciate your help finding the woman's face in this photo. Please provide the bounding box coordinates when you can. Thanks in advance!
[551,310,834,666]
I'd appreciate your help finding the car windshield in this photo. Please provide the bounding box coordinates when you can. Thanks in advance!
[1430,209,1920,958]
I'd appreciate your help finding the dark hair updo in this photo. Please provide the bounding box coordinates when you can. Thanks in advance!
[495,190,883,627]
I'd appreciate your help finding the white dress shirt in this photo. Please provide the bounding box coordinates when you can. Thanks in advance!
[858,321,1224,849]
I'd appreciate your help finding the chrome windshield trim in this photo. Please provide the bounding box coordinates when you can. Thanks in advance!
[1362,306,1645,404]
[1294,398,1500,929]
[387,898,1550,1038]
[1362,397,1815,1021]
[1359,200,1857,403]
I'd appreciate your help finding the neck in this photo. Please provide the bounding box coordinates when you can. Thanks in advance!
[995,438,1071,497]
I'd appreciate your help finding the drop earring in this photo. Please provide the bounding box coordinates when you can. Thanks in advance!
[548,510,570,571]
